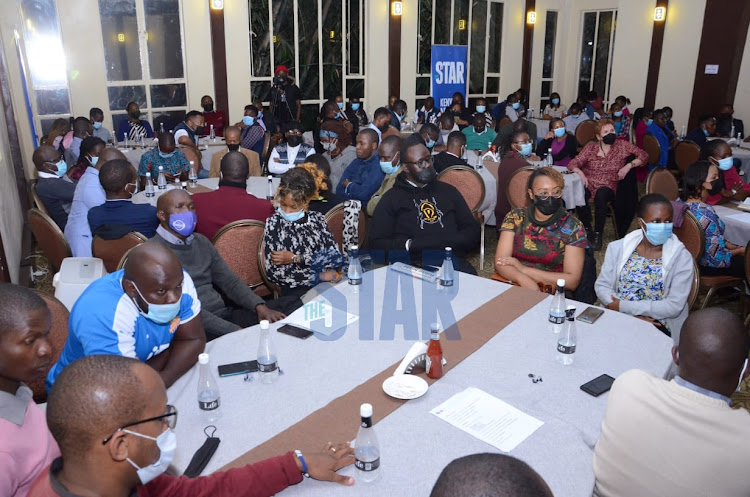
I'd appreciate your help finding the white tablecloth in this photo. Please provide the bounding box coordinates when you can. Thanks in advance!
[117,137,225,173]
[713,203,750,246]
[132,177,280,206]
[166,267,672,496]
[734,147,750,178]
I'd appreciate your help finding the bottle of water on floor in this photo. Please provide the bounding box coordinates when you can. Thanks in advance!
[548,279,566,333]
[257,320,279,383]
[556,306,577,365]
[440,247,454,287]
[197,353,221,423]
[354,403,380,482]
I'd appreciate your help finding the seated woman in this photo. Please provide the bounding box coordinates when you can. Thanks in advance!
[298,156,345,214]
[680,160,747,281]
[494,130,540,223]
[595,194,693,342]
[68,136,105,183]
[537,118,577,168]
[701,139,750,205]
[542,92,567,119]
[495,167,588,292]
[614,95,631,117]
[264,167,344,299]
[567,119,648,249]
[605,102,631,142]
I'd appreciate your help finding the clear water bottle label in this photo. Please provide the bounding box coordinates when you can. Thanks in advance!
[199,398,220,411]
[440,277,454,287]
[355,458,380,471]
[258,362,278,373]
[557,343,576,354]
[349,277,362,285]
[549,314,565,324]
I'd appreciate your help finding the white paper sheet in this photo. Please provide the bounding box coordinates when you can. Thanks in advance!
[280,300,358,336]
[726,212,750,224]
[430,387,543,452]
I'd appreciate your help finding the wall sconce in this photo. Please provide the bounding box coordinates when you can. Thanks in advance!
[211,0,224,9]
[392,2,402,16]
[117,33,125,42]
[458,19,466,30]
[329,30,335,39]
[527,11,537,24]
[654,7,666,21]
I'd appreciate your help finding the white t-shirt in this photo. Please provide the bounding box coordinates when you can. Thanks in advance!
[268,144,315,175]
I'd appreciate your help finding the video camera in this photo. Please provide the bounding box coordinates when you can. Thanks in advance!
[272,75,288,88]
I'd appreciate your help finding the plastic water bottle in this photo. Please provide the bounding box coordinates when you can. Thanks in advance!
[181,181,188,190]
[680,125,686,139]
[548,279,566,333]
[123,135,129,149]
[547,148,553,166]
[267,175,274,200]
[209,124,215,141]
[189,161,198,187]
[160,122,165,134]
[731,124,735,141]
[197,353,221,423]
[348,245,363,291]
[140,135,146,149]
[440,247,454,287]
[157,166,167,190]
[737,132,743,148]
[556,306,577,365]
[354,403,381,483]
[257,320,279,384]
[144,172,155,197]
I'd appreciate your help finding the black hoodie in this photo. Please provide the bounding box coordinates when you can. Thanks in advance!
[367,172,480,258]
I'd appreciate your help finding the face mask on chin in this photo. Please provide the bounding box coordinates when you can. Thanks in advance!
[124,428,177,485]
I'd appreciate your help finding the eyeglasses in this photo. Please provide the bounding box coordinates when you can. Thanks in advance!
[102,404,178,444]
[285,131,302,136]
[402,155,434,169]
[534,191,563,200]
[44,156,64,165]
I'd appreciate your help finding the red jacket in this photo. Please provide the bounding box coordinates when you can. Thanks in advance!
[29,453,303,497]
[192,184,275,240]
[202,110,227,137]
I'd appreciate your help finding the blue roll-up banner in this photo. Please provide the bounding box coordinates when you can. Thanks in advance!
[431,45,468,112]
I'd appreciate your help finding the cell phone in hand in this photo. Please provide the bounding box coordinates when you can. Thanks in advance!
[576,306,604,324]
[278,324,314,340]
[218,360,258,377]
[580,374,615,397]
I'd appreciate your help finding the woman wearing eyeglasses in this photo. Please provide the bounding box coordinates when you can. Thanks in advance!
[495,167,588,291]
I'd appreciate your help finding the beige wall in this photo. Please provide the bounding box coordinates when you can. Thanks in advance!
[0,102,25,284]
[734,21,750,128]
[366,0,390,118]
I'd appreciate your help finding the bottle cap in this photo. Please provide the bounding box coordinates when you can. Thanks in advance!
[360,403,373,418]
[557,279,565,287]
[350,245,359,251]
[159,165,164,170]
[198,353,209,364]
[445,246,452,252]
[260,320,270,329]
[565,306,576,318]
[430,322,440,331]
[189,161,194,165]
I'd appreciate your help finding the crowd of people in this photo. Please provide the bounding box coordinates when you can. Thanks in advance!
[10,76,750,496]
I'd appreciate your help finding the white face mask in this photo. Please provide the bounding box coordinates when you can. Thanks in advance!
[125,428,177,484]
[323,141,337,153]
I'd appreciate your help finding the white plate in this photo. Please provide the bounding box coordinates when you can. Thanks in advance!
[382,375,429,400]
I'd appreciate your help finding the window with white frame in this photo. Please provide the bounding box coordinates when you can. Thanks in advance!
[578,10,617,105]
[416,0,503,109]
[248,0,366,129]
[19,0,72,141]
[98,0,188,138]
[539,10,558,111]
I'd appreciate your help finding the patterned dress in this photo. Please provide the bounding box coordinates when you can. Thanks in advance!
[683,200,733,268]
[616,249,669,331]
[501,207,588,272]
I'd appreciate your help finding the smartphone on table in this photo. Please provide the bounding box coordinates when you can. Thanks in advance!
[218,360,258,377]
[580,374,616,397]
[576,306,605,324]
[278,324,314,340]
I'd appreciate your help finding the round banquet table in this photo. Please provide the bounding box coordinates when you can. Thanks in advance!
[712,202,750,246]
[116,136,226,174]
[131,177,280,206]
[733,146,750,178]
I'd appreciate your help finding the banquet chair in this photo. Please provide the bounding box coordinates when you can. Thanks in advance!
[575,120,598,147]
[506,166,535,210]
[212,219,273,298]
[257,238,281,299]
[674,140,700,174]
[497,117,511,130]
[28,292,69,403]
[324,203,367,253]
[438,166,487,267]
[642,134,662,168]
[28,208,71,273]
[646,167,679,201]
[688,259,700,310]
[92,232,147,273]
[29,180,50,217]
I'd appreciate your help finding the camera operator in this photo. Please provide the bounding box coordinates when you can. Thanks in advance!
[269,65,302,125]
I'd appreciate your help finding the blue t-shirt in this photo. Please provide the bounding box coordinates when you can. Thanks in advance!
[46,269,201,390]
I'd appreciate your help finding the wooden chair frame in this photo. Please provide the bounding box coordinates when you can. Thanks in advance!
[645,167,679,201]
[28,208,72,272]
[437,165,487,268]
[211,219,269,293]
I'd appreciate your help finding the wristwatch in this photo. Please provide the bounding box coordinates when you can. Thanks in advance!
[292,253,300,264]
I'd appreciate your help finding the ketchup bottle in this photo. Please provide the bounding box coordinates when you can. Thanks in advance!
[426,323,443,379]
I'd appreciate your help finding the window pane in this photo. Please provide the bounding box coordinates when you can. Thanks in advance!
[153,110,186,133]
[578,12,596,98]
[322,0,342,99]
[108,85,147,111]
[347,79,364,99]
[542,11,558,79]
[540,81,552,110]
[487,2,503,73]
[150,84,186,108]
[99,0,142,81]
[251,81,271,102]
[469,0,487,94]
[272,0,295,73]
[20,0,68,87]
[434,0,451,44]
[298,0,319,100]
[144,0,184,79]
[36,88,70,115]
[347,0,361,74]
[593,11,614,99]
[250,0,271,77]
[417,0,433,75]
[416,76,430,96]
[486,77,499,94]
[300,103,319,132]
[453,0,469,46]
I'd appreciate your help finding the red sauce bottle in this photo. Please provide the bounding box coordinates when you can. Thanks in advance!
[426,323,443,379]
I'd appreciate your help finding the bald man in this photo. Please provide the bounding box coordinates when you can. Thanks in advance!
[64,147,127,257]
[366,135,402,216]
[335,128,384,203]
[593,308,750,497]
[194,151,274,240]
[137,132,190,185]
[208,126,261,178]
[46,242,204,390]
[32,144,76,230]
[32,355,354,497]
[153,190,286,339]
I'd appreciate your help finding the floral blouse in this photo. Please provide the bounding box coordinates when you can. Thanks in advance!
[617,250,669,331]
[567,139,649,197]
[684,200,733,268]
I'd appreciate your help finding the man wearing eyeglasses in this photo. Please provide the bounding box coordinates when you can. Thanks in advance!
[32,145,77,230]
[31,354,355,496]
[268,121,314,176]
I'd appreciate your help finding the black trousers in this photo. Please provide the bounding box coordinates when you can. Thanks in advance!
[700,254,747,283]
[577,168,638,237]
[578,187,615,234]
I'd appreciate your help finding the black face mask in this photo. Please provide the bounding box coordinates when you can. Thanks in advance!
[195,126,205,136]
[720,113,732,120]
[203,104,214,112]
[533,195,563,216]
[602,133,616,145]
[707,178,723,196]
[287,136,302,147]
[129,111,140,120]
[227,143,240,152]
[415,166,437,185]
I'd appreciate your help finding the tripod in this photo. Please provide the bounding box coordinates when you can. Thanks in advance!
[271,84,295,124]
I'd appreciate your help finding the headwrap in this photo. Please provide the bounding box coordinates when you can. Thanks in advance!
[321,119,352,149]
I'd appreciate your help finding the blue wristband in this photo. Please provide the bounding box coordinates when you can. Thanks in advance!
[294,450,310,478]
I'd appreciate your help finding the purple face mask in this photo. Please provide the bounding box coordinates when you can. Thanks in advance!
[169,211,197,237]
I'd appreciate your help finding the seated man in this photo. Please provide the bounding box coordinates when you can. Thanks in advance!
[493,118,538,154]
[368,107,399,142]
[200,94,226,137]
[390,99,408,131]
[504,93,521,122]
[413,96,441,125]
[269,121,315,176]
[117,101,154,142]
[32,145,76,230]
[435,113,460,152]
[209,126,261,178]
[646,108,675,168]
[335,128,384,204]
[45,242,205,390]
[173,110,204,155]
[367,135,402,216]
[418,123,439,153]
[194,151,274,240]
[367,134,480,274]
[716,104,745,139]
[562,103,588,133]
[153,190,287,339]
[433,131,468,174]
[33,355,354,497]
[593,308,750,497]
[237,104,266,159]
[0,284,60,497]
[63,117,93,168]
[89,107,112,143]
[684,114,716,147]
[462,114,498,151]
[431,453,553,497]
[64,147,126,257]
[137,132,190,187]
[88,159,158,239]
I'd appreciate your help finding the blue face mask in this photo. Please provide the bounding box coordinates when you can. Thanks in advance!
[614,111,623,117]
[169,211,197,237]
[352,103,360,110]
[335,112,344,120]
[337,102,344,110]
[646,119,653,126]
[159,151,174,159]
[130,281,182,325]
[93,121,103,130]
[512,102,520,110]
[703,129,710,137]
[258,111,263,119]
[243,116,255,126]
[519,143,533,157]
[425,139,436,149]
[278,207,305,222]
[90,156,99,166]
[551,98,560,105]
[554,127,566,138]
[53,159,67,177]
[717,157,734,171]
[641,220,673,246]
[476,105,486,113]
[380,160,399,175]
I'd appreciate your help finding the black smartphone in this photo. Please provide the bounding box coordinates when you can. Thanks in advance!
[576,306,605,324]
[580,374,616,397]
[278,324,314,340]
[218,360,258,377]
